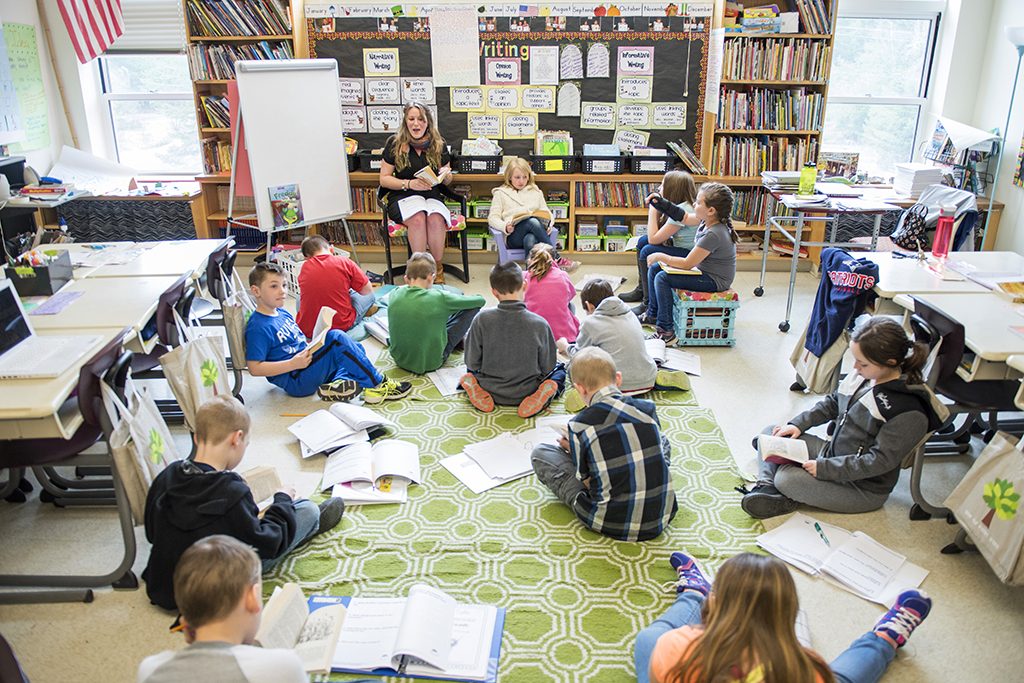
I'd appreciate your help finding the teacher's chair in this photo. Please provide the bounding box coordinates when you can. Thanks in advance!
[376,185,470,285]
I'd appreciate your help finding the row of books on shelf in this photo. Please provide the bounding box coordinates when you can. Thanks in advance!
[200,95,230,128]
[723,2,830,34]
[731,187,797,226]
[187,41,294,80]
[351,187,381,213]
[717,87,824,131]
[794,0,833,34]
[575,181,660,208]
[712,136,819,177]
[722,39,831,82]
[186,0,291,38]
[201,137,232,174]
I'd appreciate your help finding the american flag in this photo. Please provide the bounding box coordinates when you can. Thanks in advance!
[56,0,125,64]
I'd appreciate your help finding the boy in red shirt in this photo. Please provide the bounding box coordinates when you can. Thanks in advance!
[295,235,378,338]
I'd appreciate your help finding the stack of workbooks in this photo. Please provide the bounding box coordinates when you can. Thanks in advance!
[893,163,944,197]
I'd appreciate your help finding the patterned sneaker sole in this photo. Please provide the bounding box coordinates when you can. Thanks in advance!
[518,380,558,418]
[740,491,799,519]
[460,375,495,412]
[317,383,360,402]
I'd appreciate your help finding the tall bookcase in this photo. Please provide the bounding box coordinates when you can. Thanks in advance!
[183,0,305,240]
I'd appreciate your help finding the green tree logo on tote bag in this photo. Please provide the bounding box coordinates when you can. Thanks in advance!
[149,429,165,464]
[201,358,220,395]
[982,478,1020,527]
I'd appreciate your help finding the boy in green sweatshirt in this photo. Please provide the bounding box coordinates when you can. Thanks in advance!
[387,252,485,374]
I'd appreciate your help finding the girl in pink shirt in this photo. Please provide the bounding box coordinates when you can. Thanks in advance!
[524,244,579,343]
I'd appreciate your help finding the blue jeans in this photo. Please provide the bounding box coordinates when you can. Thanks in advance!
[261,498,319,573]
[507,217,556,256]
[635,234,690,305]
[270,330,383,397]
[634,591,897,683]
[349,288,377,328]
[646,267,720,331]
[442,307,481,364]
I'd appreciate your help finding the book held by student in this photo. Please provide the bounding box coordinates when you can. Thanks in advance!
[254,582,347,675]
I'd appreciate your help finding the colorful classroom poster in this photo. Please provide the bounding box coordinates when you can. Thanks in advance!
[520,86,556,113]
[586,43,610,78]
[616,103,651,128]
[652,102,687,129]
[338,78,365,105]
[365,77,401,104]
[2,23,48,152]
[613,128,650,151]
[363,48,400,75]
[450,86,485,112]
[616,76,653,102]
[0,23,24,145]
[556,82,582,117]
[367,106,403,133]
[485,58,521,85]
[503,112,538,139]
[467,113,501,138]
[485,86,520,111]
[617,47,654,75]
[429,8,480,86]
[401,78,435,104]
[580,102,615,130]
[341,106,368,133]
[530,46,559,85]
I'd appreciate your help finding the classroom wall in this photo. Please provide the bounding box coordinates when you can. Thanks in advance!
[971,0,1024,252]
[3,0,71,172]
[928,0,992,127]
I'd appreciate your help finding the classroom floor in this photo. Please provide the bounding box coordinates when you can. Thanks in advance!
[2,262,1023,682]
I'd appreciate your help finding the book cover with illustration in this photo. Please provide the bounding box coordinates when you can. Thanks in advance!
[268,184,304,228]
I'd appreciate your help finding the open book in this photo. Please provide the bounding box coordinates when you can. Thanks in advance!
[644,339,702,376]
[364,313,390,345]
[313,584,504,683]
[510,209,552,226]
[573,273,626,293]
[413,166,452,187]
[757,513,928,605]
[307,306,336,354]
[757,434,810,465]
[322,439,420,491]
[240,465,283,514]
[254,583,347,675]
[660,263,702,276]
[288,403,395,455]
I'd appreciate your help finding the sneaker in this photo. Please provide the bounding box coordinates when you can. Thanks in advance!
[619,286,643,303]
[364,303,380,318]
[317,499,345,535]
[518,379,559,418]
[460,373,495,412]
[873,590,932,649]
[637,311,657,327]
[434,270,446,285]
[362,377,412,404]
[317,379,360,402]
[739,483,799,519]
[365,270,385,284]
[654,327,677,345]
[563,387,587,413]
[556,257,581,273]
[655,369,691,392]
[668,552,712,597]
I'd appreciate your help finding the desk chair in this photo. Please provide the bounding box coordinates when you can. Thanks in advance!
[204,247,245,400]
[487,222,559,264]
[194,239,236,323]
[376,186,470,284]
[906,302,1021,521]
[0,330,138,604]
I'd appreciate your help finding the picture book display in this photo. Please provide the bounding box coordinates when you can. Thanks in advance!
[309,584,505,683]
[757,434,810,465]
[254,583,346,675]
[268,183,304,228]
[322,439,421,505]
[289,403,395,455]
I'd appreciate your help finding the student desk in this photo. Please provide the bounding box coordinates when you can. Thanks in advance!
[29,276,179,355]
[856,252,990,312]
[945,251,1024,283]
[0,330,120,440]
[893,292,1024,381]
[86,238,229,279]
[32,241,143,278]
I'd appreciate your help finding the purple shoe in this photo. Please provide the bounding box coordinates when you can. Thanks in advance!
[873,589,932,648]
[668,552,711,597]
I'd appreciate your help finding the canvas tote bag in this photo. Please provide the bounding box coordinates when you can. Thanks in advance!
[945,431,1024,585]
[159,308,231,432]
[221,268,255,372]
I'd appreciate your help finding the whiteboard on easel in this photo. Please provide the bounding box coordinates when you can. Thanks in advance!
[234,59,351,231]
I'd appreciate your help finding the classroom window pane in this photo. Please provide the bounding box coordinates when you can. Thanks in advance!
[109,99,202,173]
[821,103,920,179]
[830,18,933,98]
[102,54,192,94]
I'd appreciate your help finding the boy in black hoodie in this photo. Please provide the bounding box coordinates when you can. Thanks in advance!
[142,396,344,611]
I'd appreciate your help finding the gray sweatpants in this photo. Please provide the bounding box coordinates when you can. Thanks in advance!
[756,425,889,514]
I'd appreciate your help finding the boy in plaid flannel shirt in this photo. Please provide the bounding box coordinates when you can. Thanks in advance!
[530,347,677,541]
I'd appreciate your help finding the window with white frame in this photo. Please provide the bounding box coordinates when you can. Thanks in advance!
[99,53,201,175]
[821,13,939,179]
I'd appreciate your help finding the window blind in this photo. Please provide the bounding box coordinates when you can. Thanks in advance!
[111,0,185,52]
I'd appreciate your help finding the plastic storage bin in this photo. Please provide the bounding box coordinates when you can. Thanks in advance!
[671,290,740,347]
[581,154,625,174]
[471,201,492,219]
[454,155,502,174]
[466,233,487,250]
[272,245,350,298]
[576,236,603,252]
[529,154,577,174]
[549,202,569,219]
[628,154,674,174]
[4,250,72,296]
[605,236,629,252]
[357,150,384,172]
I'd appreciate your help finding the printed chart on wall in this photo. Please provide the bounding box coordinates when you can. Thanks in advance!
[1,22,48,152]
[305,3,712,156]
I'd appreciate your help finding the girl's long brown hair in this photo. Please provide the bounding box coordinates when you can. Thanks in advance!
[658,171,698,228]
[390,102,445,172]
[527,243,555,281]
[852,316,929,385]
[664,554,834,683]
[697,182,739,244]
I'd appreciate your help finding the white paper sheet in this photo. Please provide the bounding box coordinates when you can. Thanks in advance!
[49,145,136,195]
[559,44,584,80]
[429,9,481,87]
[440,453,532,494]
[529,46,559,85]
[556,82,581,117]
[464,434,533,480]
[662,348,702,376]
[427,365,467,397]
[703,28,724,113]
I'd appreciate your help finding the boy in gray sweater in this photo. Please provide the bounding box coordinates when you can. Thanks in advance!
[461,262,566,418]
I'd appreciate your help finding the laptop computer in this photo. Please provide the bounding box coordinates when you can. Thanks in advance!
[0,279,103,380]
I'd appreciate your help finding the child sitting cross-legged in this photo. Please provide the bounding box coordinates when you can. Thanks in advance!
[294,235,378,337]
[461,261,567,418]
[635,552,932,683]
[245,261,410,403]
[530,347,677,541]
[387,252,485,374]
[524,243,580,344]
[142,396,345,612]
[138,535,307,682]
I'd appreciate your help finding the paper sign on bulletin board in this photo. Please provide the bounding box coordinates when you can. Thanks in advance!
[2,23,48,152]
[617,47,654,76]
[363,48,399,75]
[367,105,403,133]
[581,102,615,130]
[520,86,556,113]
[485,58,521,85]
[401,78,435,104]
[652,103,687,129]
[338,78,365,105]
[365,77,401,104]
[613,128,650,151]
[503,112,538,139]
[341,106,367,133]
[467,113,501,138]
[486,86,520,112]
[450,86,485,112]
[617,103,652,128]
[617,76,653,103]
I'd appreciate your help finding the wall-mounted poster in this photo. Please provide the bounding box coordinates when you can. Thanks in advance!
[450,86,485,112]
[616,76,653,102]
[613,128,650,151]
[401,78,435,104]
[652,102,687,129]
[486,86,520,112]
[581,102,615,130]
[468,113,502,138]
[556,82,582,117]
[617,46,654,76]
[504,112,538,139]
[586,43,610,78]
[485,58,521,85]
[367,105,403,133]
[338,78,365,105]
[365,78,401,105]
[341,106,367,133]
[521,86,556,113]
[560,44,584,80]
[363,48,400,75]
[530,46,559,85]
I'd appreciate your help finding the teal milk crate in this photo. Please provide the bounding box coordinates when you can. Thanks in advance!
[671,289,739,347]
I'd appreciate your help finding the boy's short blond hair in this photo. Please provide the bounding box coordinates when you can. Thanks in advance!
[248,262,284,288]
[569,347,617,392]
[195,395,250,445]
[173,535,260,629]
[406,252,437,280]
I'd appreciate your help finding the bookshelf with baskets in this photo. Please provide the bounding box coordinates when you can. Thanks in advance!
[185,0,304,242]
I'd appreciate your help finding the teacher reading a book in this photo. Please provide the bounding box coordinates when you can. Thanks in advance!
[379,102,455,284]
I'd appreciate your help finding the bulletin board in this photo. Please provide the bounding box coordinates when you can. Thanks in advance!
[306,5,710,157]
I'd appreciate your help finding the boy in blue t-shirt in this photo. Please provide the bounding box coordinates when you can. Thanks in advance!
[245,262,411,403]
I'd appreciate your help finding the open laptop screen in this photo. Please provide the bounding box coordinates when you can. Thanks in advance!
[0,281,32,356]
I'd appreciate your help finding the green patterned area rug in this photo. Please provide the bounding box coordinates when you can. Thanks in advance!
[266,379,761,682]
